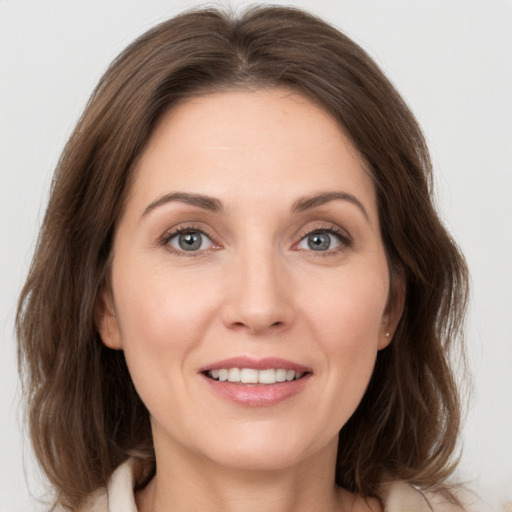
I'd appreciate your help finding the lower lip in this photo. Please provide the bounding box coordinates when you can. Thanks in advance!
[201,374,311,407]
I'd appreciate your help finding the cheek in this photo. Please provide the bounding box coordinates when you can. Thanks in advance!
[304,267,389,349]
[113,261,216,348]
[110,261,220,408]
[110,271,214,429]
[302,267,388,407]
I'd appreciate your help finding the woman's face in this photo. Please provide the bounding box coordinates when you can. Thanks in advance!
[100,88,401,472]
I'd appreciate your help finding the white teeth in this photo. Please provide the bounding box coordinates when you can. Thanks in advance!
[206,368,306,384]
[258,369,276,384]
[240,368,258,384]
[227,368,240,382]
[275,369,287,382]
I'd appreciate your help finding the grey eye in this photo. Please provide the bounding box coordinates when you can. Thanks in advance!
[298,231,342,251]
[308,233,330,251]
[168,231,213,252]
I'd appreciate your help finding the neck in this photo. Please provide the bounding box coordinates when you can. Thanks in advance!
[135,436,362,512]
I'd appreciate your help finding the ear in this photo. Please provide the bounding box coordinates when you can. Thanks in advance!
[95,286,122,350]
[378,276,405,350]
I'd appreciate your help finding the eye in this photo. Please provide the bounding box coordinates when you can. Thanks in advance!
[297,228,347,252]
[166,229,214,252]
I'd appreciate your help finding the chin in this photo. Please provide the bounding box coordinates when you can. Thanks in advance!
[207,447,307,473]
[196,426,335,473]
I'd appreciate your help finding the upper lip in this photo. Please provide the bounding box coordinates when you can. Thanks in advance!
[199,356,311,373]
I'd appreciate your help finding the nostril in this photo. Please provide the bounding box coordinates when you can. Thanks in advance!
[224,302,294,333]
[231,320,283,327]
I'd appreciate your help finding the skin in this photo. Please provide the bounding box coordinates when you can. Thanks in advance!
[98,88,403,512]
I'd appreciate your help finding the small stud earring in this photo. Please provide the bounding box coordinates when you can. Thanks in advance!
[106,313,112,339]
[111,309,115,317]
[384,332,390,338]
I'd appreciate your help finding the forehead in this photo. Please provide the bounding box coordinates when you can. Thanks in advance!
[127,88,377,221]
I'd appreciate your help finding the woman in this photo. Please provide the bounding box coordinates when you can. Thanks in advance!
[16,5,469,512]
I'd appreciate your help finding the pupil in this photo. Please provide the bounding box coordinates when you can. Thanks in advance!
[179,232,201,251]
[308,233,330,251]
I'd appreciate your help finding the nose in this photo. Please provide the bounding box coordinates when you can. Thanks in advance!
[222,245,295,335]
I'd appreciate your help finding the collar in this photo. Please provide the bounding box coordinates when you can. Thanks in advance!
[104,458,435,512]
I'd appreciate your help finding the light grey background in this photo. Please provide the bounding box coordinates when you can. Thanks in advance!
[1,1,511,511]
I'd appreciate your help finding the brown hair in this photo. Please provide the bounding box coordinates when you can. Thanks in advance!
[17,5,468,510]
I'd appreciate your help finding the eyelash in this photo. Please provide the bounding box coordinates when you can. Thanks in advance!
[295,225,352,257]
[159,223,352,256]
[160,224,216,257]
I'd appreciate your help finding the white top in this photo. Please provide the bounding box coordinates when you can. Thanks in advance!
[77,458,470,512]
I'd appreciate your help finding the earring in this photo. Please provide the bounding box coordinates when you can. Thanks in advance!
[111,308,115,317]
[106,313,112,340]
[384,332,390,338]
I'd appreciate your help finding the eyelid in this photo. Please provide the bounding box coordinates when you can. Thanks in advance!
[159,223,221,255]
[294,223,353,253]
[158,221,352,256]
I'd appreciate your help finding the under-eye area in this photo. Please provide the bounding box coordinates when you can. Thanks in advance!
[204,368,311,384]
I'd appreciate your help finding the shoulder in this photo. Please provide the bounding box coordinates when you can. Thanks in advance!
[74,489,109,512]
[379,480,475,512]
[71,459,477,512]
[74,459,137,512]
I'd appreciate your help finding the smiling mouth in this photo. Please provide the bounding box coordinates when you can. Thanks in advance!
[204,368,308,384]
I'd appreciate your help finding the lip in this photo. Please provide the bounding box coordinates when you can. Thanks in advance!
[199,356,312,407]
[199,356,311,373]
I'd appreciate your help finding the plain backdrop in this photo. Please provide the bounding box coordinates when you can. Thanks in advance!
[1,1,511,511]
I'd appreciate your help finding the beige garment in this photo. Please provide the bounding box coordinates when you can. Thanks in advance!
[78,458,465,512]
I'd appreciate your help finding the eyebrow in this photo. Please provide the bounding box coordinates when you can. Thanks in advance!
[141,192,223,219]
[141,190,369,221]
[291,191,370,221]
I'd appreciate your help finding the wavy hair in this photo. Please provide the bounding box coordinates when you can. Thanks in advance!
[17,5,468,510]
